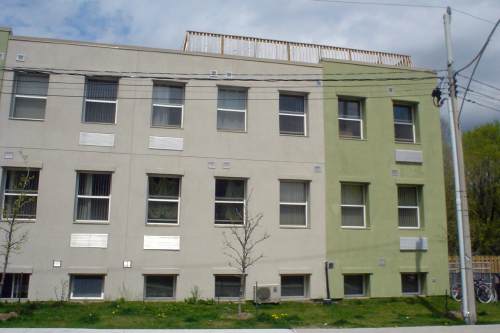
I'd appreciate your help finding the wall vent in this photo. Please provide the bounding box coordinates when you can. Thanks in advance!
[148,136,183,151]
[209,70,218,79]
[395,149,423,164]
[400,237,428,251]
[79,132,115,147]
[70,233,108,248]
[15,54,25,62]
[143,235,180,250]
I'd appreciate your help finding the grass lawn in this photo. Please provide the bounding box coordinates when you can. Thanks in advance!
[0,296,498,329]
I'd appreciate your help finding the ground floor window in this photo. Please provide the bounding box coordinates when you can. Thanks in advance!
[70,275,104,299]
[401,273,425,295]
[0,273,29,298]
[281,275,309,297]
[144,275,176,299]
[344,274,369,297]
[214,275,241,298]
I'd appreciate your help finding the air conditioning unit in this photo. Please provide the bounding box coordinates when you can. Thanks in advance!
[254,284,280,304]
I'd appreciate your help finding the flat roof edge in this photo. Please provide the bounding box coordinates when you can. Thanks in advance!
[320,58,436,74]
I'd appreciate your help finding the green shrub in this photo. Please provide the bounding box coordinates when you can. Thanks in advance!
[79,312,100,324]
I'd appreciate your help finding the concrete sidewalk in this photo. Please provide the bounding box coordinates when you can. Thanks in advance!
[0,327,499,333]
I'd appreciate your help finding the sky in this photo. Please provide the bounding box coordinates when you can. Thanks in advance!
[1,0,499,131]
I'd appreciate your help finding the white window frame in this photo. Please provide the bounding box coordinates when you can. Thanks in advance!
[75,172,112,224]
[394,104,416,143]
[279,181,308,228]
[143,274,177,300]
[398,186,420,229]
[280,274,309,299]
[217,88,247,132]
[11,73,48,121]
[401,273,423,295]
[83,78,118,124]
[146,175,181,226]
[340,183,367,229]
[338,99,363,139]
[343,274,368,298]
[69,275,105,300]
[279,93,307,136]
[1,169,39,222]
[151,103,184,129]
[214,179,246,226]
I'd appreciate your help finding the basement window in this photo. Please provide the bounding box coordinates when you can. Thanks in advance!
[401,273,425,295]
[281,275,309,298]
[215,275,241,298]
[144,275,176,299]
[0,273,29,299]
[70,275,104,300]
[344,274,369,297]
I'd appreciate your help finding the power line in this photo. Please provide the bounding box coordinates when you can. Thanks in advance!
[0,91,433,100]
[313,0,496,24]
[458,74,500,93]
[457,85,500,104]
[458,95,500,113]
[0,66,441,77]
[457,18,500,122]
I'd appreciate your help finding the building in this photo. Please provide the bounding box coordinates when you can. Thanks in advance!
[0,29,448,301]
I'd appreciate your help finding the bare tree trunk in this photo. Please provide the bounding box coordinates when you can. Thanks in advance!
[238,273,246,316]
[0,221,14,296]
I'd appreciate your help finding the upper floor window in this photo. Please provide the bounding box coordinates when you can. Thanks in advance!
[214,178,245,225]
[152,83,184,128]
[75,172,111,222]
[11,72,49,120]
[394,104,415,143]
[338,99,363,139]
[398,186,420,228]
[341,183,367,228]
[279,94,306,136]
[147,175,181,224]
[1,169,39,221]
[280,180,308,227]
[83,78,118,124]
[217,88,247,132]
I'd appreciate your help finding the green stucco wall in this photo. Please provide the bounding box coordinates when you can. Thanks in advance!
[0,27,11,104]
[322,60,449,298]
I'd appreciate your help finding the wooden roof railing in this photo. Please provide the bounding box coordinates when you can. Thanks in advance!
[183,31,413,67]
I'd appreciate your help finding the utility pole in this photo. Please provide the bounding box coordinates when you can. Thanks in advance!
[443,6,476,325]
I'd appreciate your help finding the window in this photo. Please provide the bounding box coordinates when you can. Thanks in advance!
[394,104,415,143]
[279,94,306,135]
[152,83,184,128]
[144,275,176,299]
[217,88,247,131]
[147,176,180,224]
[1,169,39,220]
[338,99,363,139]
[0,273,29,298]
[281,275,308,298]
[11,72,49,120]
[344,274,369,297]
[70,275,104,299]
[341,183,366,228]
[75,172,111,222]
[401,273,424,295]
[215,275,241,298]
[214,179,245,225]
[398,186,420,228]
[280,181,308,227]
[83,78,118,124]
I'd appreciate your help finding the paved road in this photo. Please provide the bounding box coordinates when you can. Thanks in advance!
[0,327,499,333]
